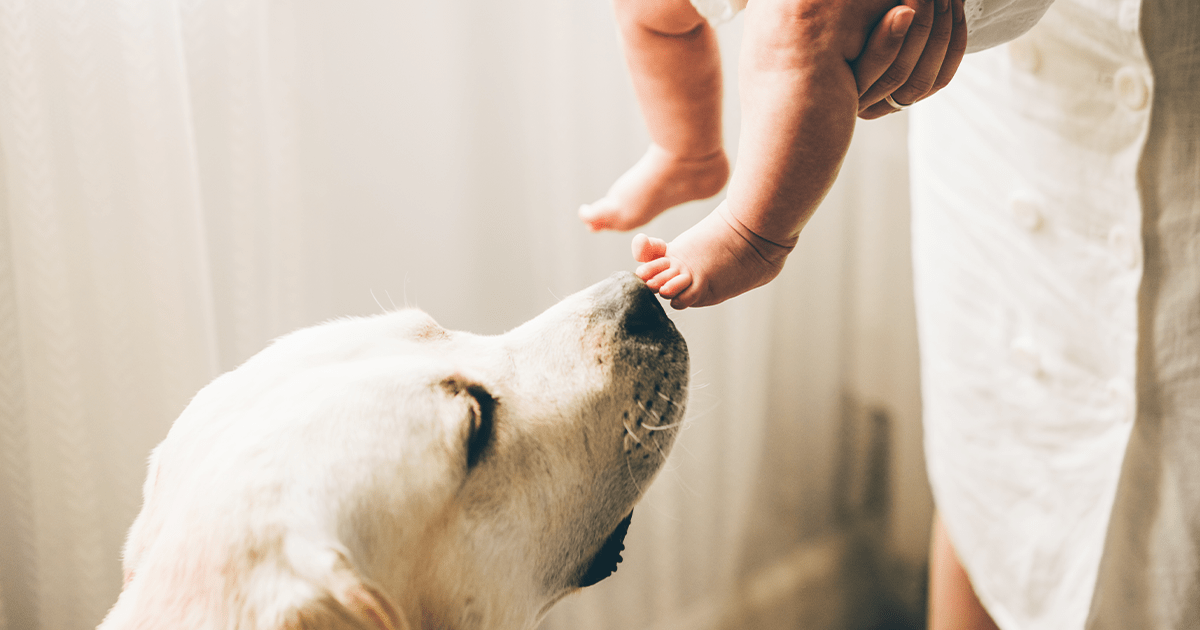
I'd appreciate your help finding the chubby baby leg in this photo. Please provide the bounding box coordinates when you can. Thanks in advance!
[633,202,793,309]
[581,0,729,232]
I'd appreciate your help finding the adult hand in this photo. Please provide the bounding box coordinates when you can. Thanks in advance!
[852,0,967,119]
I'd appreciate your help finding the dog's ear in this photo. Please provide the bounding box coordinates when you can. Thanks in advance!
[328,552,411,630]
[284,554,410,630]
[327,569,409,630]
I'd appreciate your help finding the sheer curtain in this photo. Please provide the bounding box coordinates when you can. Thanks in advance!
[0,1,930,629]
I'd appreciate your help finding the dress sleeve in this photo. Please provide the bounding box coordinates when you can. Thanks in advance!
[963,0,1057,51]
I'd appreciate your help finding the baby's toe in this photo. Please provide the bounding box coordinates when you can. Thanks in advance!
[644,271,671,292]
[580,199,618,231]
[644,262,682,292]
[667,282,702,310]
[635,257,672,282]
[632,233,669,263]
[657,262,696,297]
[657,267,693,299]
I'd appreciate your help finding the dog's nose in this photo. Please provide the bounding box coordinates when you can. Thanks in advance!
[622,280,670,336]
[598,272,671,336]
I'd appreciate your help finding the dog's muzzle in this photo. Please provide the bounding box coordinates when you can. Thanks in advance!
[574,274,689,588]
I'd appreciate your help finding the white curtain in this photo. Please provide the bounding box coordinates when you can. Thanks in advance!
[0,1,930,629]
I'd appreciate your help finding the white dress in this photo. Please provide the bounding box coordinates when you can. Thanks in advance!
[909,0,1200,628]
[688,0,1198,626]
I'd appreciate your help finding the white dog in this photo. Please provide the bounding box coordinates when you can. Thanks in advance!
[98,272,689,630]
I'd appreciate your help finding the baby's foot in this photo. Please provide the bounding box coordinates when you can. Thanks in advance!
[632,203,794,309]
[580,144,729,232]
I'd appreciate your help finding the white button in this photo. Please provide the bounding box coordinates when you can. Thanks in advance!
[1114,67,1150,110]
[1010,336,1043,377]
[1010,196,1044,231]
[1107,225,1140,269]
[1009,40,1042,74]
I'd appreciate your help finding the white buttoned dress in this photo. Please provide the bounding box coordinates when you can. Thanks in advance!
[910,0,1200,628]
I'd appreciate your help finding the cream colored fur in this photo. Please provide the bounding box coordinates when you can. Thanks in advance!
[98,272,689,630]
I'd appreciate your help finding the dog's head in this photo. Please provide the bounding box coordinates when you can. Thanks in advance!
[103,272,688,630]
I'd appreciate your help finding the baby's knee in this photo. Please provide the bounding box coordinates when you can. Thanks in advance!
[613,0,707,36]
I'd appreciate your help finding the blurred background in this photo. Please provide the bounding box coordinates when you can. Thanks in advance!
[0,0,931,628]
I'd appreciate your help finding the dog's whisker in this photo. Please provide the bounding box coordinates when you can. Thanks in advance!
[677,402,714,423]
[370,289,388,314]
[650,436,677,465]
[641,419,683,431]
[662,461,702,498]
[623,422,642,444]
[624,454,646,496]
[676,441,696,463]
[688,382,710,391]
[623,457,685,521]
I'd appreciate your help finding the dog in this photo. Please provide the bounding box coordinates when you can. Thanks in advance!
[97,272,689,630]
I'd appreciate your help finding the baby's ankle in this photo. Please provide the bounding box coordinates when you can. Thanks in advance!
[717,204,795,267]
[663,148,729,200]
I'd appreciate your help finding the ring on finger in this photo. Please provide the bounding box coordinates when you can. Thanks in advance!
[885,94,912,110]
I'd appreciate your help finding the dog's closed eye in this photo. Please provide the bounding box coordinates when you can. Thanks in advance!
[463,384,495,469]
[441,376,496,469]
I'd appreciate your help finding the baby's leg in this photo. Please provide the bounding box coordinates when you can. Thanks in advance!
[634,0,903,308]
[580,0,729,232]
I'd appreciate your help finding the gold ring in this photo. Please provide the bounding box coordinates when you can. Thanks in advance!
[885,94,911,110]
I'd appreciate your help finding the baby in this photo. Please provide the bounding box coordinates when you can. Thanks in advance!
[581,0,966,309]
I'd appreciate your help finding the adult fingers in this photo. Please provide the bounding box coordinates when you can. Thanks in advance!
[888,0,956,106]
[858,0,937,110]
[852,5,915,97]
[859,93,908,119]
[858,0,965,119]
[930,0,967,94]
